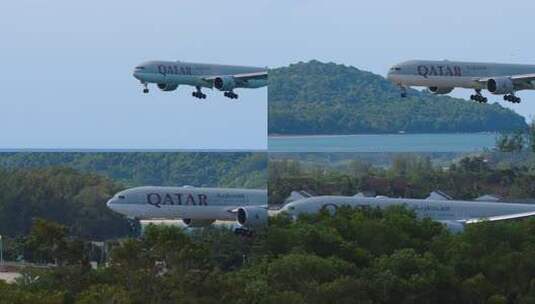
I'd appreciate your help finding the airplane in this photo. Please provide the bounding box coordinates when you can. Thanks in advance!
[276,191,535,232]
[387,60,535,103]
[132,60,267,100]
[106,186,268,235]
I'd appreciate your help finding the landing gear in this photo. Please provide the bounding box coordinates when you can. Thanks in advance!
[399,86,407,98]
[127,218,141,237]
[224,91,238,99]
[192,86,207,99]
[234,227,254,237]
[470,89,487,103]
[504,94,521,103]
[142,82,149,94]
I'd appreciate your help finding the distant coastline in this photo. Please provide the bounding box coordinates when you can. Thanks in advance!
[269,131,499,138]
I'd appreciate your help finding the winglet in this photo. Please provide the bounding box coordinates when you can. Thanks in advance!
[426,190,453,201]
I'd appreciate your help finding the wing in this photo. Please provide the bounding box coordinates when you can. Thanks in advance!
[462,211,535,224]
[477,74,535,88]
[204,71,267,82]
[227,205,269,214]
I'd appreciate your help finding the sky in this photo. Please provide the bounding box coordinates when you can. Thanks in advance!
[1,0,535,149]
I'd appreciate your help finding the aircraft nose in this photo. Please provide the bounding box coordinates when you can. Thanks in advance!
[133,70,141,80]
[106,198,114,208]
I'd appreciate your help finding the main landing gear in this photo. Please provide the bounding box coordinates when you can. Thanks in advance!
[234,227,254,238]
[192,86,207,99]
[142,82,149,94]
[470,90,487,103]
[224,91,238,99]
[504,94,521,103]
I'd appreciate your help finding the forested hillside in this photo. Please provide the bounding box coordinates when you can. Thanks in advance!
[0,152,267,189]
[268,154,535,204]
[269,61,527,134]
[0,167,129,239]
[0,153,267,239]
[4,212,535,303]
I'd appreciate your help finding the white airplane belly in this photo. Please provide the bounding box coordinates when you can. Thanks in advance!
[397,75,480,89]
[165,75,209,87]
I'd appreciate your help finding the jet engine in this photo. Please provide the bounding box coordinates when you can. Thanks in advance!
[157,83,179,91]
[182,219,215,228]
[428,87,453,95]
[236,206,268,229]
[213,76,236,91]
[487,78,514,94]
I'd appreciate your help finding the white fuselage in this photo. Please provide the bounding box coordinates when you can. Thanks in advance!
[107,186,267,221]
[278,195,535,222]
[387,60,535,91]
[133,60,267,89]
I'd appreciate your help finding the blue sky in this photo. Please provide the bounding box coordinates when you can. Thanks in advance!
[1,0,534,149]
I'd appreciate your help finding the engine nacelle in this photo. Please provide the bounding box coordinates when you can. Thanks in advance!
[213,76,236,91]
[236,206,268,229]
[182,218,215,228]
[157,83,179,92]
[487,78,514,95]
[428,87,453,95]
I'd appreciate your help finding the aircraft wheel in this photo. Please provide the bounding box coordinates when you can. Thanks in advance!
[143,89,149,94]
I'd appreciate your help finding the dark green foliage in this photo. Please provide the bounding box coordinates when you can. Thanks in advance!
[268,154,535,204]
[0,153,267,241]
[495,130,525,152]
[268,61,527,134]
[0,167,129,240]
[0,152,267,189]
[5,213,535,303]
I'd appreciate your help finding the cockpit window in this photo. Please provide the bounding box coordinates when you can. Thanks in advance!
[135,66,145,70]
[118,195,125,199]
[391,67,401,71]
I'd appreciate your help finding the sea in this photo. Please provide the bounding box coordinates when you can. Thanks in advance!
[268,133,498,152]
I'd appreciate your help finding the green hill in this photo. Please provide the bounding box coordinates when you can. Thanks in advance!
[0,152,267,189]
[268,60,528,134]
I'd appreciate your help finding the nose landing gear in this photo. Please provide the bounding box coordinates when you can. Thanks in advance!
[142,82,149,94]
[399,85,407,98]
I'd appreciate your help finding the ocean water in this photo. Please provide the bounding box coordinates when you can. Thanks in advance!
[268,133,498,152]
